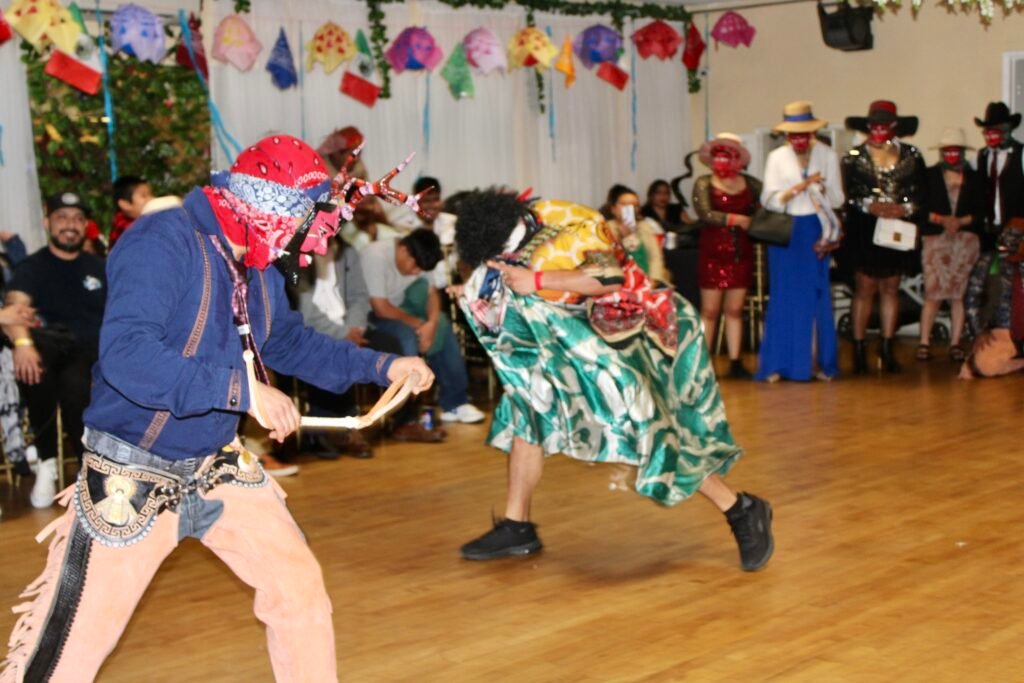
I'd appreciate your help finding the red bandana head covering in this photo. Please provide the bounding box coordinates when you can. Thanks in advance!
[203,134,338,270]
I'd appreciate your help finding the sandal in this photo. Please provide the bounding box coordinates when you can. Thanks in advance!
[915,344,931,361]
[949,344,966,363]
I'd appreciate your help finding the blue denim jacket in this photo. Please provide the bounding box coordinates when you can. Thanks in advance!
[84,189,395,460]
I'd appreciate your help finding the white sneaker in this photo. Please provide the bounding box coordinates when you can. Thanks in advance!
[30,458,58,509]
[440,403,486,424]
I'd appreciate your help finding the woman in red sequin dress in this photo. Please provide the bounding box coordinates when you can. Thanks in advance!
[692,134,762,378]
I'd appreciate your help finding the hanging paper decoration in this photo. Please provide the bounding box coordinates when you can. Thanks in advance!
[573,24,622,70]
[507,27,557,71]
[1,11,15,46]
[266,28,298,89]
[631,20,682,61]
[305,21,355,74]
[340,70,380,107]
[110,4,166,63]
[385,27,443,74]
[354,28,374,78]
[711,12,756,48]
[463,27,506,75]
[682,23,706,71]
[45,49,101,94]
[553,35,575,87]
[597,62,628,91]
[176,13,208,78]
[212,15,262,72]
[440,43,474,99]
[6,0,80,54]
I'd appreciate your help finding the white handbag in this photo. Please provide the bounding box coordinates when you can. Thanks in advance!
[873,218,918,251]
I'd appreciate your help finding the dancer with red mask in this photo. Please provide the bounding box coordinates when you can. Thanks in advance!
[918,128,985,363]
[975,101,1024,255]
[757,101,844,382]
[840,101,927,374]
[692,134,760,378]
[0,135,434,683]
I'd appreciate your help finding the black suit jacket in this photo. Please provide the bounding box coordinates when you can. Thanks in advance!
[922,164,986,236]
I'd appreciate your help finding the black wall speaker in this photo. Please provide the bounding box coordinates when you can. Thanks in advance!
[818,1,874,51]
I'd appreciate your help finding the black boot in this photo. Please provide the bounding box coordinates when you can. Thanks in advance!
[725,492,774,572]
[880,337,902,373]
[460,517,543,560]
[728,359,752,380]
[853,340,868,375]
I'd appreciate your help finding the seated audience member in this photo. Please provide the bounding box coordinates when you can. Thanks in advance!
[361,230,484,424]
[110,175,154,248]
[295,238,445,452]
[6,192,107,508]
[603,184,668,284]
[641,179,694,233]
[340,196,403,250]
[317,125,369,179]
[392,177,458,288]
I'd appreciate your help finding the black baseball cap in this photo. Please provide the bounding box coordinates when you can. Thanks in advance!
[45,192,89,216]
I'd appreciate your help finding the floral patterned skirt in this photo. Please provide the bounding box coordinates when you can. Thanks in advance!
[461,291,742,506]
[922,231,980,301]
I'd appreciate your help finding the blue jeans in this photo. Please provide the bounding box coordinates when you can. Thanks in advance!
[368,314,469,412]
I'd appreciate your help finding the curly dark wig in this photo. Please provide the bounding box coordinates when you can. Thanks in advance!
[454,189,534,268]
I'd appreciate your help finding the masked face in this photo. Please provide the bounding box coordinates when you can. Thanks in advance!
[787,133,812,154]
[711,151,738,178]
[941,147,964,167]
[868,122,896,146]
[273,202,340,284]
[984,127,1006,149]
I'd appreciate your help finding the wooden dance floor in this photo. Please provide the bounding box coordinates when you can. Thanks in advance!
[2,350,1023,682]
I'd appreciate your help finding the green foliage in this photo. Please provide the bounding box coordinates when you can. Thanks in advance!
[24,46,210,233]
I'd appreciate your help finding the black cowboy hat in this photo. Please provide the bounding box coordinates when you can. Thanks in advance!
[845,100,918,138]
[974,101,1022,129]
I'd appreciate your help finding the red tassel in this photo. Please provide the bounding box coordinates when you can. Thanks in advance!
[340,71,380,108]
[596,62,629,91]
[44,51,101,96]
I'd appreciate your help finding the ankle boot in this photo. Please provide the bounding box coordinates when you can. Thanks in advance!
[728,358,753,380]
[853,340,868,375]
[879,337,902,373]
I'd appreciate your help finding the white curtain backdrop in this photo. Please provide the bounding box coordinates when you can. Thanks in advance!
[0,40,45,253]
[210,0,692,209]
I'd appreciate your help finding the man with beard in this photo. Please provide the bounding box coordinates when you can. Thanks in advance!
[5,192,107,508]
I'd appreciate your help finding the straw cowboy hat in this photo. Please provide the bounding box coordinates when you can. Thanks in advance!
[929,127,975,150]
[698,133,752,168]
[773,100,828,133]
[845,100,918,138]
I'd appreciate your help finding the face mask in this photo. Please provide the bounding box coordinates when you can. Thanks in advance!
[941,147,963,167]
[868,123,895,146]
[984,128,1005,149]
[274,202,340,285]
[788,133,811,154]
[711,153,737,178]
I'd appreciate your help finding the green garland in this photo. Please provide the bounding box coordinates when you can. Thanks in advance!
[362,0,699,101]
[366,0,393,99]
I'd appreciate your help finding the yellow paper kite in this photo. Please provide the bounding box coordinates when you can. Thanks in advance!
[554,36,575,87]
[6,0,80,54]
[305,21,356,74]
[507,27,557,71]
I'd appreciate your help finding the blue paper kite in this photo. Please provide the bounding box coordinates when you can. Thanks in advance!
[266,28,298,89]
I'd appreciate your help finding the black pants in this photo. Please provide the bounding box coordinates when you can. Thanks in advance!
[18,332,96,463]
[303,328,416,426]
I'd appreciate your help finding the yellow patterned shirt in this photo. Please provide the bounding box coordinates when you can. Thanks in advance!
[518,200,625,304]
